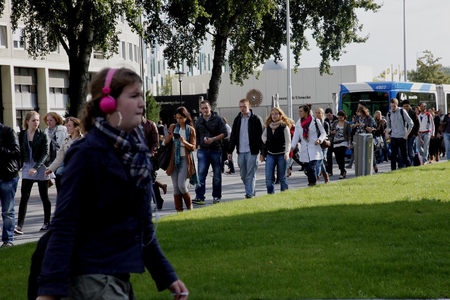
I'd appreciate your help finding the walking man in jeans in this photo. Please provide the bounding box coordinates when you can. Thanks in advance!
[227,99,264,198]
[385,98,414,170]
[416,102,435,164]
[0,122,20,248]
[194,100,228,205]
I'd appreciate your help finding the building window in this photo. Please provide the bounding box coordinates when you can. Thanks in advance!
[120,41,126,59]
[0,25,7,48]
[128,43,133,61]
[158,61,160,74]
[13,28,25,49]
[134,45,138,62]
[119,14,124,23]
[93,45,104,59]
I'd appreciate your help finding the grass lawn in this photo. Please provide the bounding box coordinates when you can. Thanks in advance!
[1,163,449,299]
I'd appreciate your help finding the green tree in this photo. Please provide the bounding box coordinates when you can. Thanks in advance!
[408,50,450,84]
[139,0,380,107]
[440,66,450,77]
[7,0,143,116]
[146,91,161,123]
[160,74,175,96]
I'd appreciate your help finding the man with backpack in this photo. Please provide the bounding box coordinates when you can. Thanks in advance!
[385,98,414,170]
[416,102,435,164]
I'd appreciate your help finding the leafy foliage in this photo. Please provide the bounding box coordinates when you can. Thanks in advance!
[139,0,380,106]
[160,74,175,96]
[8,0,143,116]
[440,66,450,77]
[145,91,161,123]
[408,50,450,84]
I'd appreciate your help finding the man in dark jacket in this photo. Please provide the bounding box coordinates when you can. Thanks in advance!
[0,123,20,248]
[193,100,228,205]
[324,108,338,176]
[227,99,264,198]
[402,100,420,165]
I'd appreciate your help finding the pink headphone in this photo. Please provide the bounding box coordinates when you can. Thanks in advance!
[99,68,118,114]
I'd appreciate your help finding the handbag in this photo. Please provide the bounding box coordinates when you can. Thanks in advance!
[155,139,173,171]
[314,119,330,149]
[320,138,331,150]
[373,135,384,151]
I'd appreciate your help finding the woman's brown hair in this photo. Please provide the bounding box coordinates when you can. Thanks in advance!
[337,110,347,120]
[174,106,193,125]
[43,112,64,126]
[264,107,290,128]
[356,106,370,118]
[81,68,142,132]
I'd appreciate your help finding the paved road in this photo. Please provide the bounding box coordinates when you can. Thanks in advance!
[3,153,447,246]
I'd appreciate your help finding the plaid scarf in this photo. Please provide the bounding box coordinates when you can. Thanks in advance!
[95,117,151,188]
[301,115,312,141]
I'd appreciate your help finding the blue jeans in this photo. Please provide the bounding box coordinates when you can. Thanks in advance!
[0,176,19,243]
[306,160,317,184]
[238,152,258,197]
[406,136,416,164]
[315,149,327,176]
[443,132,450,160]
[265,154,288,194]
[416,132,431,163]
[195,149,222,200]
[390,137,410,170]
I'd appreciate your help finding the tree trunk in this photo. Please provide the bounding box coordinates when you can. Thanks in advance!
[67,4,94,118]
[208,34,228,108]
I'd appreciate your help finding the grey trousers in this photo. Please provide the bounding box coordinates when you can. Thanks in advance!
[171,157,189,195]
[62,274,136,300]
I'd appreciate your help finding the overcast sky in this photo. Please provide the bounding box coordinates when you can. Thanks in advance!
[285,0,450,78]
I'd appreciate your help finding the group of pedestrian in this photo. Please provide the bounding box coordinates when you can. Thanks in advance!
[2,64,450,299]
[1,110,82,244]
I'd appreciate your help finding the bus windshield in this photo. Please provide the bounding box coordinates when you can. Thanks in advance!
[341,91,390,119]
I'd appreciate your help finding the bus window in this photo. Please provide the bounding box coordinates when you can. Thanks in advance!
[341,92,390,119]
[447,94,450,113]
[396,92,436,110]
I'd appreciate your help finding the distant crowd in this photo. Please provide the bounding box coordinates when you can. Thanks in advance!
[151,97,450,213]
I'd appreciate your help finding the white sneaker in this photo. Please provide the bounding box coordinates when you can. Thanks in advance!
[213,197,221,204]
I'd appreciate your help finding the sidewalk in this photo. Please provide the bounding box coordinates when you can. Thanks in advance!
[4,153,445,246]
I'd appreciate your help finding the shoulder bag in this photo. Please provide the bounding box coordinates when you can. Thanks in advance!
[155,139,173,171]
[314,119,331,150]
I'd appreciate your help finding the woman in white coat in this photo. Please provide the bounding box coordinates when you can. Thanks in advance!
[43,112,68,166]
[291,104,327,186]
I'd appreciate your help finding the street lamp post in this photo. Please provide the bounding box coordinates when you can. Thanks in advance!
[403,0,407,81]
[175,71,185,106]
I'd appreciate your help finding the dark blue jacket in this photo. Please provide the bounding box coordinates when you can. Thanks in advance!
[195,112,228,150]
[38,127,177,297]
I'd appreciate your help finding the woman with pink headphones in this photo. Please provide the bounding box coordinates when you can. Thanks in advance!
[35,68,188,300]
